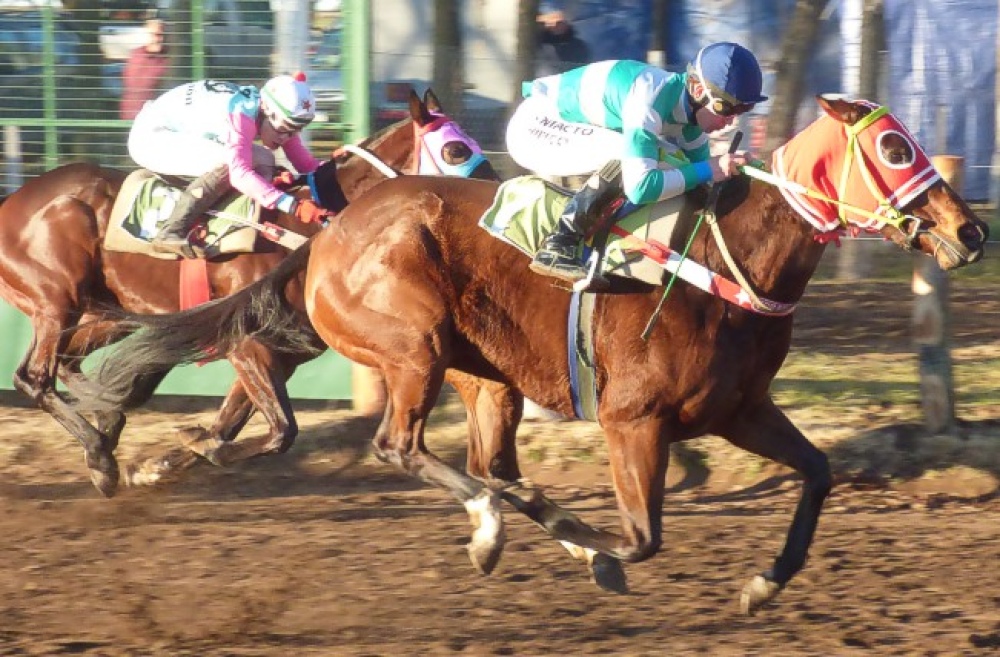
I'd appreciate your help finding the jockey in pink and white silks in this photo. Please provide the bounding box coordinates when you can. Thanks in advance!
[128,73,343,258]
[506,42,767,289]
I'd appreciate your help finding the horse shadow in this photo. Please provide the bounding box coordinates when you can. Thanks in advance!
[669,416,1000,505]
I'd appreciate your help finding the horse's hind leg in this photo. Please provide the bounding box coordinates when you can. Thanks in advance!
[372,363,506,576]
[716,397,832,615]
[14,319,120,497]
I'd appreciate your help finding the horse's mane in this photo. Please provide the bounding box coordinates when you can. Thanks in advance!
[334,118,411,165]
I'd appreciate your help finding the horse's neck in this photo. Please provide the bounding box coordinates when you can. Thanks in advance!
[707,183,827,305]
[337,121,414,201]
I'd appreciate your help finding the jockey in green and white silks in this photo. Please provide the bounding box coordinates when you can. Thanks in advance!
[525,60,711,204]
[508,42,767,289]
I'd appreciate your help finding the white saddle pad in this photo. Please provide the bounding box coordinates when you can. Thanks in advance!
[506,95,623,177]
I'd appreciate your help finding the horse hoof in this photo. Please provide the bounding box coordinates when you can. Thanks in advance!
[85,452,120,498]
[467,537,504,576]
[465,490,505,575]
[739,574,782,615]
[178,426,211,450]
[124,447,199,487]
[591,553,628,594]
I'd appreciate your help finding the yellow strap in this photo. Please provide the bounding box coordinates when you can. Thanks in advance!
[740,165,901,227]
[743,104,908,230]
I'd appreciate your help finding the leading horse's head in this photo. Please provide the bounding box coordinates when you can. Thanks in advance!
[771,95,988,270]
[408,88,499,181]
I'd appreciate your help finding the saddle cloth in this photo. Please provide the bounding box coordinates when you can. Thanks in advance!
[105,169,262,261]
[478,175,685,286]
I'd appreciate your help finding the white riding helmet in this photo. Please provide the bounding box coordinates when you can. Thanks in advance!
[260,73,316,132]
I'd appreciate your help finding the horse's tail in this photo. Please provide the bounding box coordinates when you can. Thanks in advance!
[68,240,320,412]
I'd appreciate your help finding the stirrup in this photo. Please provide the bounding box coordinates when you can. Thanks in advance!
[529,248,589,285]
[572,250,610,292]
[151,234,196,259]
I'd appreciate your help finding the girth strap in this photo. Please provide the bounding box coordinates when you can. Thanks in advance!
[567,291,599,421]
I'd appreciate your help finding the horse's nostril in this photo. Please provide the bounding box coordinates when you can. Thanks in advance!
[958,222,988,249]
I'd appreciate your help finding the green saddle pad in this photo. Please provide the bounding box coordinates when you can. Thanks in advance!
[478,175,669,283]
[122,176,257,243]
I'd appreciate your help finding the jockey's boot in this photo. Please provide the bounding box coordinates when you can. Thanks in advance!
[151,165,231,258]
[529,160,623,289]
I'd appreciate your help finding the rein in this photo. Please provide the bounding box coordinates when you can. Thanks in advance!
[337,144,400,178]
[334,115,456,179]
[633,106,934,328]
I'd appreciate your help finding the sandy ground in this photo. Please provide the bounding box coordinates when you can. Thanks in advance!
[1,280,999,655]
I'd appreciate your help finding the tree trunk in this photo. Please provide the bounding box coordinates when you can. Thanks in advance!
[510,0,539,113]
[837,0,884,281]
[168,0,194,85]
[432,0,464,114]
[763,0,827,154]
[648,0,670,67]
[859,0,884,99]
[912,156,960,435]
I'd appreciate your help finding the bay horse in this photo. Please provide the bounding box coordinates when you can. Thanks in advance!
[0,88,507,498]
[72,97,988,613]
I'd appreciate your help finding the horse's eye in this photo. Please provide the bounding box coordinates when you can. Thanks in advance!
[876,131,915,169]
[441,142,472,165]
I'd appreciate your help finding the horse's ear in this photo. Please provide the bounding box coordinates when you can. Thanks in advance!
[423,88,444,114]
[816,94,866,126]
[408,88,434,125]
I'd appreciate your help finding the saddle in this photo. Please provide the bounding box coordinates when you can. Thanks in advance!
[105,169,264,261]
[478,175,685,287]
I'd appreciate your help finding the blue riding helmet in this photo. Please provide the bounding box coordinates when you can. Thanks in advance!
[687,42,768,116]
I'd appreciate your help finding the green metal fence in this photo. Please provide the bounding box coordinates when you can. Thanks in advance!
[1,0,370,188]
[0,0,371,397]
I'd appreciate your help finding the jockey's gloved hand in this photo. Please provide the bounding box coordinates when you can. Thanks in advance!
[711,151,754,182]
[272,170,297,189]
[294,198,335,224]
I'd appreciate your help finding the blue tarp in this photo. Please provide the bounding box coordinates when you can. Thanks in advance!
[565,0,997,198]
[886,0,997,199]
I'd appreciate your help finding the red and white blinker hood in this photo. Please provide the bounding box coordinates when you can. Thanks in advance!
[772,101,940,233]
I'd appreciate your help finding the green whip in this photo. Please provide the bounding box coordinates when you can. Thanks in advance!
[640,130,743,342]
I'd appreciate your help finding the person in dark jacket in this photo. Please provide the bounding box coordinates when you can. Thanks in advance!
[535,2,591,77]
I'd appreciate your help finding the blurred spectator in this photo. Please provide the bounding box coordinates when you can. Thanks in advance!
[535,1,591,77]
[120,19,169,121]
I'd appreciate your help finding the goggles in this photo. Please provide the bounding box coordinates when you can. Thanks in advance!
[270,122,299,137]
[689,53,756,117]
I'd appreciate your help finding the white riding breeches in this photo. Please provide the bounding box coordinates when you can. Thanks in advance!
[128,102,276,178]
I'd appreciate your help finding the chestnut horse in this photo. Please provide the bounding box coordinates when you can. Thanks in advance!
[72,97,988,613]
[0,88,505,498]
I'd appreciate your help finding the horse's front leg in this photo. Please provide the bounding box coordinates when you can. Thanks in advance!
[120,381,255,487]
[184,342,300,467]
[716,396,832,615]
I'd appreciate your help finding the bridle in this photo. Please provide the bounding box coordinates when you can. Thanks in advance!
[335,113,486,180]
[744,106,931,249]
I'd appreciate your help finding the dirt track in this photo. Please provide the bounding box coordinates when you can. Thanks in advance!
[1,280,1000,655]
